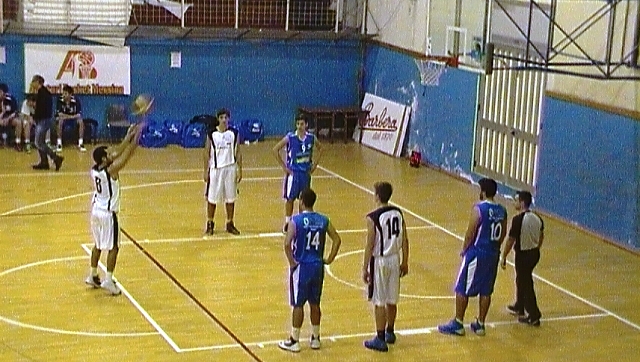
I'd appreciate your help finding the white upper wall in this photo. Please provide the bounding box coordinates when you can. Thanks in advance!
[366,0,640,114]
[366,0,429,54]
[546,1,640,113]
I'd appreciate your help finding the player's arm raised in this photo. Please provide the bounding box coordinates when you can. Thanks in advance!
[361,216,376,284]
[272,136,290,174]
[110,124,138,159]
[461,206,481,256]
[283,220,297,268]
[400,217,409,277]
[310,136,322,174]
[107,126,142,178]
[323,221,342,265]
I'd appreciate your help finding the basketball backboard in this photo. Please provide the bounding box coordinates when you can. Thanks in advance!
[427,0,487,70]
[427,0,640,79]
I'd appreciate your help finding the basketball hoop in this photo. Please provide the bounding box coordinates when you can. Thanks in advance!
[415,55,459,86]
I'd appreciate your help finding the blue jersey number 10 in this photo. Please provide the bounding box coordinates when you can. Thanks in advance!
[490,222,502,242]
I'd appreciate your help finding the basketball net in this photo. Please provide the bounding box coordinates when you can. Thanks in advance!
[415,55,459,86]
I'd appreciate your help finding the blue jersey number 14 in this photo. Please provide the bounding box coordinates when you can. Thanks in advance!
[306,231,320,250]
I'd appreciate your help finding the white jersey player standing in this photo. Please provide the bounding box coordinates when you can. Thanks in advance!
[203,108,242,235]
[361,181,409,352]
[85,124,143,295]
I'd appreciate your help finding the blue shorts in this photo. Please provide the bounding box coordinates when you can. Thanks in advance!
[283,171,311,201]
[289,262,324,307]
[454,248,499,297]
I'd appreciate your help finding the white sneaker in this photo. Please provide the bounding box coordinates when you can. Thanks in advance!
[310,336,321,350]
[100,279,122,295]
[78,145,86,152]
[277,337,300,353]
[55,144,63,153]
[85,275,101,288]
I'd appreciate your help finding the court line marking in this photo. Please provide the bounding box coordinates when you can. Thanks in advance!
[318,165,640,332]
[325,249,455,300]
[177,313,609,352]
[80,244,181,351]
[0,175,335,217]
[119,228,263,361]
[96,225,436,246]
[0,166,282,178]
[0,256,159,337]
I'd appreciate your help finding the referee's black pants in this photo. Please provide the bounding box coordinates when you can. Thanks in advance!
[514,248,541,320]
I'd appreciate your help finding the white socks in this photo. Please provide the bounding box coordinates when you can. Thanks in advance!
[291,327,300,341]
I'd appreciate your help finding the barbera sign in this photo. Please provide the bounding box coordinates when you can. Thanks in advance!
[353,93,410,157]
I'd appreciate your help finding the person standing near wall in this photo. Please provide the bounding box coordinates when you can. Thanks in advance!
[500,190,544,326]
[31,75,63,171]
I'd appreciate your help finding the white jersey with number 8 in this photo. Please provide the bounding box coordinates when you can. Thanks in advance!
[91,167,120,213]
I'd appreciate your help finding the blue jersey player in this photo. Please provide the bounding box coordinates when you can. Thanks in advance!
[438,178,507,337]
[273,114,323,233]
[278,188,342,353]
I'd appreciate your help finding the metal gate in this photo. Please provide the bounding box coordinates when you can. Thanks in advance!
[473,48,546,192]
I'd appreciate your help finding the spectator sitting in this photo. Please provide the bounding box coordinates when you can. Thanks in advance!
[0,83,21,151]
[18,94,37,153]
[55,85,85,152]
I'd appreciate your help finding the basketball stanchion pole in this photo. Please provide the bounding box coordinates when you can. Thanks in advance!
[485,42,495,76]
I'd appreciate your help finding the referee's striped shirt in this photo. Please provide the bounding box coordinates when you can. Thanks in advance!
[509,211,544,251]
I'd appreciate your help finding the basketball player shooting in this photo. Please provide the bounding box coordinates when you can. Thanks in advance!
[85,95,151,295]
[86,123,144,295]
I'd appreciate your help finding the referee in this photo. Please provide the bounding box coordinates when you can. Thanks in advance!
[501,190,544,326]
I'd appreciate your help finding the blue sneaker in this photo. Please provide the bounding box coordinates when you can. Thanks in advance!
[364,337,388,352]
[438,319,465,336]
[385,331,396,344]
[470,319,486,336]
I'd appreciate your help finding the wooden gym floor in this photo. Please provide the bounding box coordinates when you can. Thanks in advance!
[0,141,639,361]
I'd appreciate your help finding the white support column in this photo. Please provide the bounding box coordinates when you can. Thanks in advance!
[286,0,291,31]
[181,0,185,28]
[334,0,342,33]
[235,0,239,29]
[360,0,367,34]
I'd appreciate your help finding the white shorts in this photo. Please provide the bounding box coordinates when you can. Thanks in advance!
[367,254,401,306]
[206,165,237,204]
[91,209,119,251]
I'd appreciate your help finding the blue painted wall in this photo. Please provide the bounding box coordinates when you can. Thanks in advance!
[363,45,479,176]
[0,36,362,137]
[536,97,639,248]
[364,44,640,248]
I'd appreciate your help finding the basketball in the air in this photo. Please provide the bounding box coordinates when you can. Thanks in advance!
[132,94,154,116]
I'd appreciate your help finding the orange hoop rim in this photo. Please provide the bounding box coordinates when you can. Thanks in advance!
[422,55,459,68]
